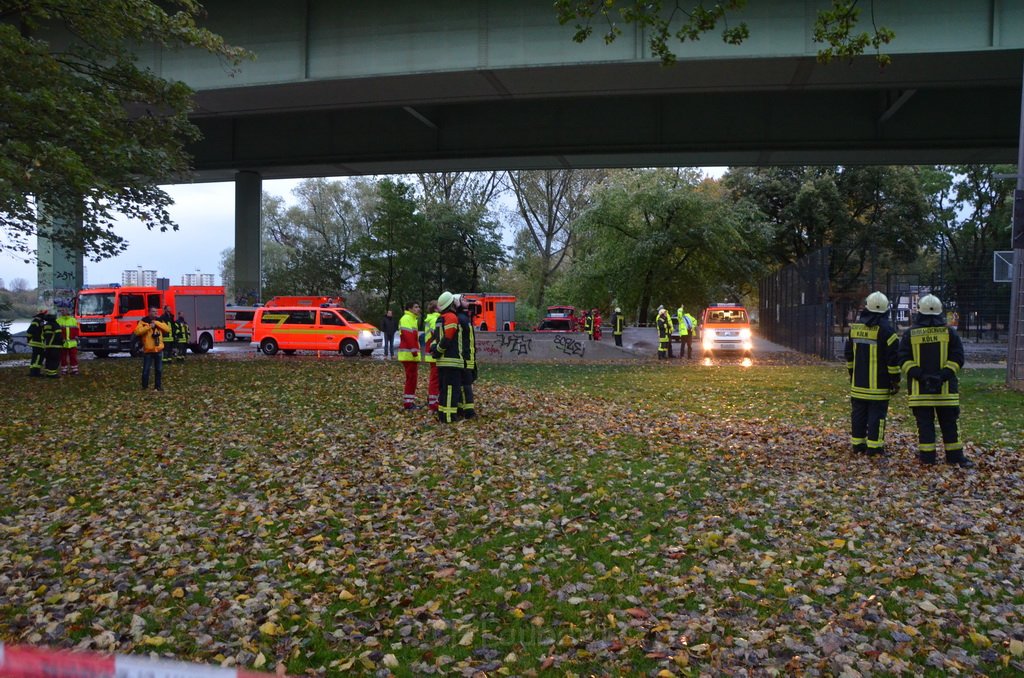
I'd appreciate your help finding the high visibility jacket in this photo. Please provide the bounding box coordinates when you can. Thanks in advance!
[27,315,46,348]
[134,319,171,353]
[397,310,420,362]
[898,315,964,407]
[656,312,671,341]
[584,315,593,334]
[613,313,624,335]
[844,311,900,401]
[174,319,190,344]
[422,312,440,363]
[435,310,463,368]
[678,312,696,336]
[458,310,476,370]
[57,315,79,348]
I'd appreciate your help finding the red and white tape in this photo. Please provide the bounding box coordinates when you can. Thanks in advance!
[0,643,282,678]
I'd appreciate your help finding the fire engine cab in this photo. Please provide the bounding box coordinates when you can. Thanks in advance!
[75,285,226,357]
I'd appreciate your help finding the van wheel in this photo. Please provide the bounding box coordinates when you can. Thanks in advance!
[260,338,279,356]
[195,333,214,354]
[225,329,236,342]
[340,339,359,357]
[479,323,488,332]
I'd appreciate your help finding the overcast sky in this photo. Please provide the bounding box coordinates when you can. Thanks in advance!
[1,169,726,290]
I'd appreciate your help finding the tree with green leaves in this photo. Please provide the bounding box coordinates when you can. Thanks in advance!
[357,179,429,311]
[260,178,375,298]
[723,166,930,300]
[562,168,769,322]
[922,165,1013,336]
[0,1,248,262]
[553,0,894,66]
[417,172,507,295]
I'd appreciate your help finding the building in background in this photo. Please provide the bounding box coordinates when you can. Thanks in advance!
[181,272,216,286]
[122,269,157,286]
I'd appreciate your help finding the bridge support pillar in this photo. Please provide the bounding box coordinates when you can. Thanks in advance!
[234,171,262,304]
[36,206,84,311]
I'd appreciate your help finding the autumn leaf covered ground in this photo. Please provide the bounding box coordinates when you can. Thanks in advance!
[1,354,1023,677]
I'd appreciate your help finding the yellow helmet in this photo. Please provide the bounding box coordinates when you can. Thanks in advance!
[865,291,889,313]
[918,294,943,316]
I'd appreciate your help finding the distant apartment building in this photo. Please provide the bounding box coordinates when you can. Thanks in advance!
[122,269,157,286]
[180,273,216,286]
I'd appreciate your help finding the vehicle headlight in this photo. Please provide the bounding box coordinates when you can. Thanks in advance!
[703,334,714,349]
[360,330,373,340]
[739,328,751,340]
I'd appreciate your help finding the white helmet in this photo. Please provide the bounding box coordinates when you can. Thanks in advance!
[865,291,889,313]
[437,291,455,311]
[615,307,621,313]
[918,294,943,316]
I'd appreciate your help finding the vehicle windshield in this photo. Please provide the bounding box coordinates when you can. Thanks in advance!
[706,309,749,324]
[78,293,115,316]
[339,309,364,324]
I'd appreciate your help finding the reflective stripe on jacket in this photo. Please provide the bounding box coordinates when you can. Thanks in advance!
[397,310,420,362]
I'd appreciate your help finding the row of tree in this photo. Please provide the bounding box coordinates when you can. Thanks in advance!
[219,165,1013,328]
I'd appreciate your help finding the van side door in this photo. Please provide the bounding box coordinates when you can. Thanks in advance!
[318,309,348,351]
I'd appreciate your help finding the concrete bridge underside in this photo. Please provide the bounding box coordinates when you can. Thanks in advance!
[190,50,1023,180]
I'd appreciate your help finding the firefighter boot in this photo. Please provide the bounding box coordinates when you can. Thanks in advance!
[917,450,937,465]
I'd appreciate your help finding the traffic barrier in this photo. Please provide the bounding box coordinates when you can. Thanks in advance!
[0,643,283,678]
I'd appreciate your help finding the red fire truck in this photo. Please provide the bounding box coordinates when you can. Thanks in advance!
[459,293,516,331]
[75,285,226,357]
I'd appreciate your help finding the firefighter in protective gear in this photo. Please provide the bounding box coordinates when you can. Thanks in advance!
[677,305,697,360]
[57,307,80,375]
[898,294,971,467]
[397,301,421,410]
[421,301,441,411]
[160,307,176,364]
[433,291,464,423]
[174,313,189,361]
[656,306,671,360]
[584,310,594,340]
[612,307,624,347]
[844,291,900,456]
[27,309,47,377]
[41,312,62,378]
[456,295,477,419]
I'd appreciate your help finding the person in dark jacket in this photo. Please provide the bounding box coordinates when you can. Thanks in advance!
[612,307,624,347]
[381,309,397,358]
[898,294,972,468]
[42,312,62,378]
[844,292,900,456]
[432,291,463,424]
[27,309,47,377]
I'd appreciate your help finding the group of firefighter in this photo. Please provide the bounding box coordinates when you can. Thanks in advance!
[655,305,698,359]
[26,306,80,378]
[397,291,477,424]
[26,305,190,384]
[845,291,972,468]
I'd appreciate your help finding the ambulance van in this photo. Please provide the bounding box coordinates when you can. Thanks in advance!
[252,306,382,356]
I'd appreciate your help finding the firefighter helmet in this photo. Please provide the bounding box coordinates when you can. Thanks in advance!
[615,307,621,313]
[918,294,943,315]
[865,291,889,313]
[437,291,455,311]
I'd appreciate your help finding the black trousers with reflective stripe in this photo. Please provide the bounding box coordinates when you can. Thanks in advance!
[438,366,464,424]
[912,406,962,460]
[851,397,889,451]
